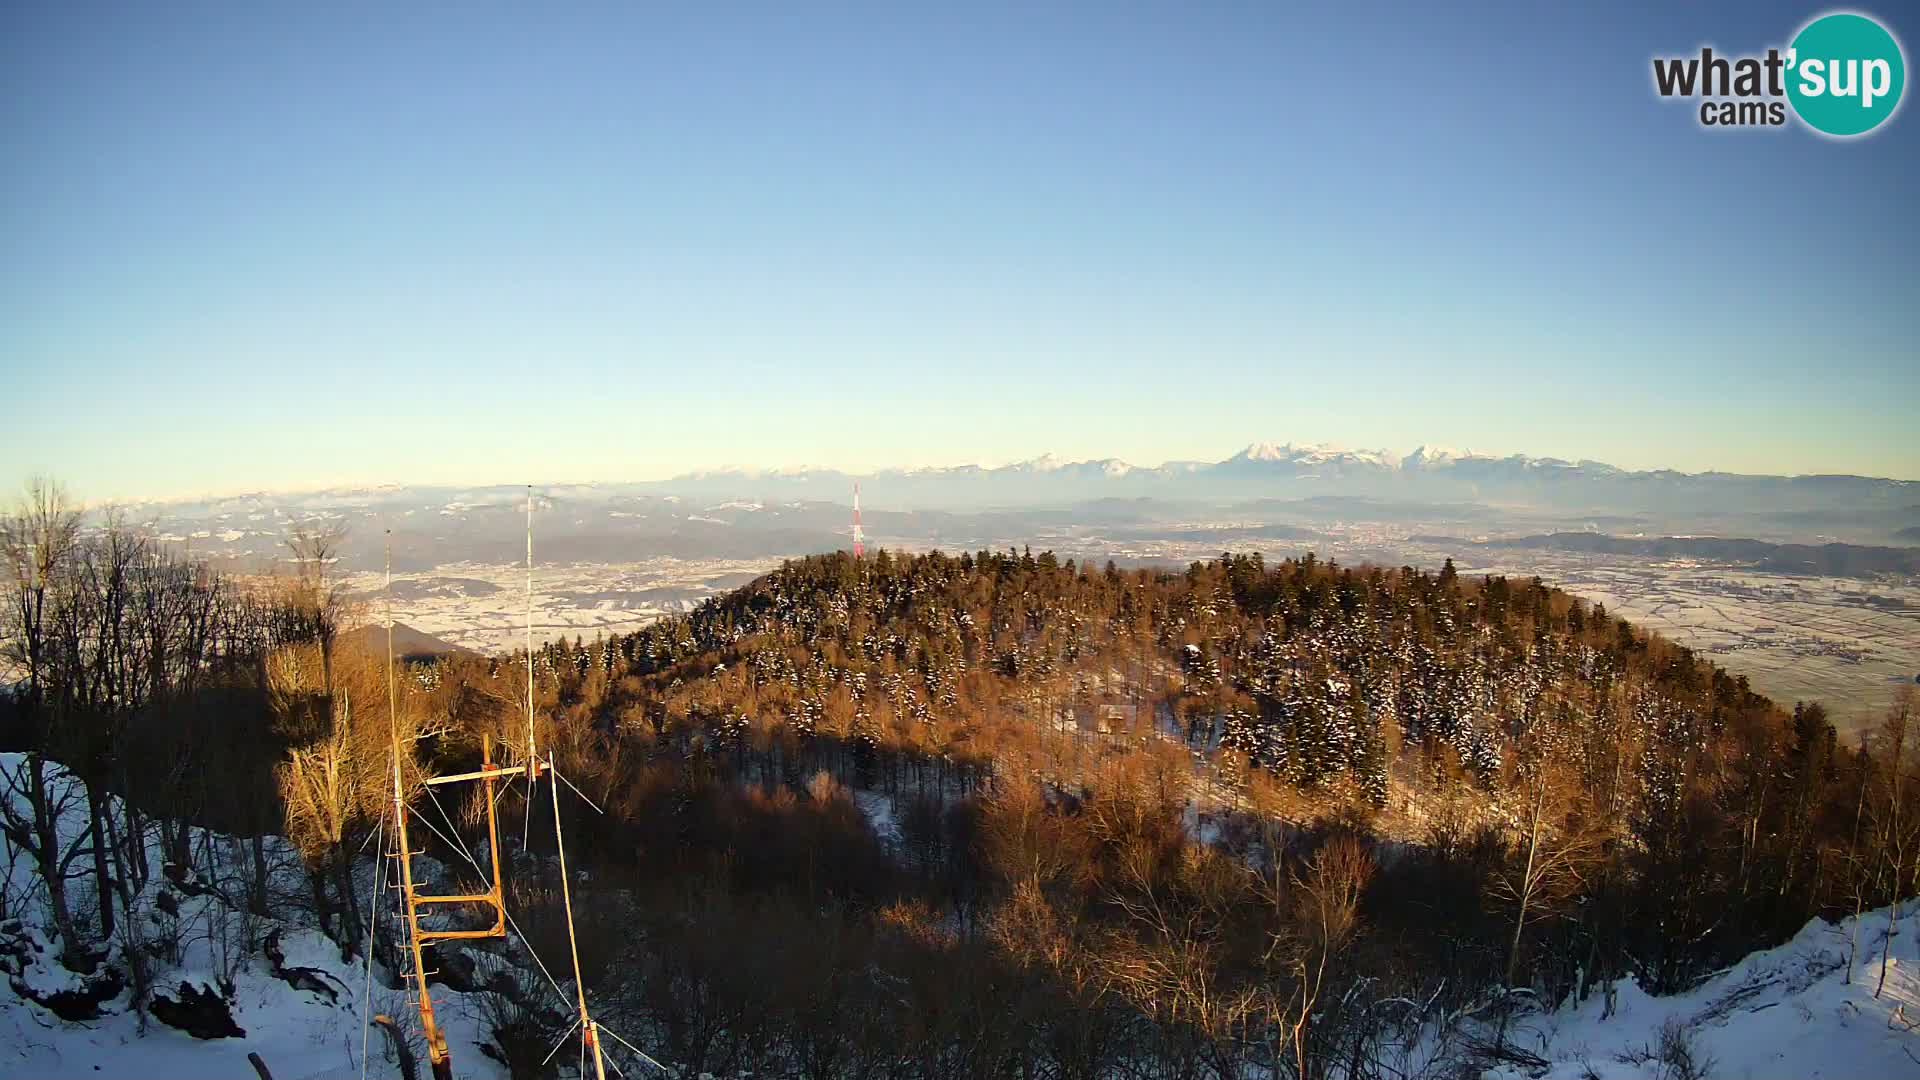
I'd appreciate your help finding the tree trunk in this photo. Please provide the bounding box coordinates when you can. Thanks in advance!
[333,840,361,960]
[1507,813,1542,987]
[311,866,333,937]
[87,785,115,941]
[251,834,271,917]
[121,795,149,894]
[27,755,89,970]
[1879,891,1901,997]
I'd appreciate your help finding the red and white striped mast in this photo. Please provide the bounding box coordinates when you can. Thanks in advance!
[851,481,865,559]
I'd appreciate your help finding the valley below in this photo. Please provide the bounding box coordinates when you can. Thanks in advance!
[356,544,1916,737]
[124,472,1920,737]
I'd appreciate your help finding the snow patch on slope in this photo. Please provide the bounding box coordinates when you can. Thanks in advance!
[1485,907,1920,1079]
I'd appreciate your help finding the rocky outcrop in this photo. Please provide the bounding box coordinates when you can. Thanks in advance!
[0,919,123,1021]
[150,979,245,1039]
[263,929,347,1005]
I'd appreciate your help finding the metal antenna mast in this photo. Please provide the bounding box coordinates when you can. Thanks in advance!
[373,493,648,1080]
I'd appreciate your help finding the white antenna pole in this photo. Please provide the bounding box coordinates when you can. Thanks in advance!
[527,484,537,777]
[852,480,865,558]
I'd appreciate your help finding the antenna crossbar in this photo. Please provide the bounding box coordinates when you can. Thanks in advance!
[415,892,502,905]
[424,764,528,786]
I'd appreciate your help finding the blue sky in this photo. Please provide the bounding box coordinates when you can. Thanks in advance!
[3,1,1915,498]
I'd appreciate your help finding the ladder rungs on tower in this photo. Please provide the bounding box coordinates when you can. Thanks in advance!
[416,892,503,905]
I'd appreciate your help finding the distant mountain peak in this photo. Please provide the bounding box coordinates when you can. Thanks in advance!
[1404,444,1473,467]
[999,454,1139,477]
[1236,441,1292,462]
[1231,442,1399,468]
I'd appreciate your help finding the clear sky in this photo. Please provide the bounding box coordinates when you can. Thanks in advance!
[3,1,1915,499]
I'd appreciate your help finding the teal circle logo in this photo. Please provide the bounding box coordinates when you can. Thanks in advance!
[1786,13,1906,136]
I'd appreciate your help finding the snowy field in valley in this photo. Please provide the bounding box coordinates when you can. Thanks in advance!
[338,557,778,654]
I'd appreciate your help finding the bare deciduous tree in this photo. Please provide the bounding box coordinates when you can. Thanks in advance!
[274,631,423,960]
[1870,687,1919,997]
[1497,758,1604,987]
[284,520,350,690]
[1259,835,1374,1080]
[0,477,90,968]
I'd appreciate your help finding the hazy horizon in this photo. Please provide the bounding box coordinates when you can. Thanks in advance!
[38,433,1919,508]
[12,438,1917,508]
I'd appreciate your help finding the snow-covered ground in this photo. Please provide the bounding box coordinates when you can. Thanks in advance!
[0,752,509,1080]
[1,919,502,1080]
[1487,907,1919,1080]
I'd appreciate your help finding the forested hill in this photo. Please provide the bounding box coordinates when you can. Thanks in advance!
[503,547,1910,1015]
[555,548,1789,807]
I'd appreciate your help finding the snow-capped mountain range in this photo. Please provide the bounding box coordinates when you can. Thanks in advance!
[123,442,1914,528]
[668,442,1914,512]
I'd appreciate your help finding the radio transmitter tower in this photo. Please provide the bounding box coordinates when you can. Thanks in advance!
[852,481,865,559]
